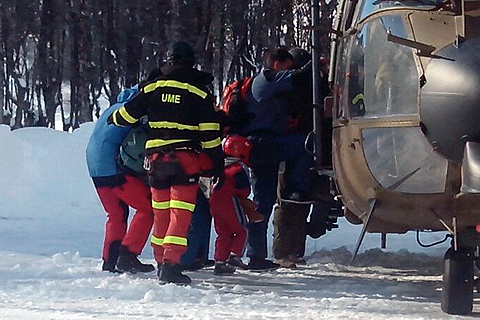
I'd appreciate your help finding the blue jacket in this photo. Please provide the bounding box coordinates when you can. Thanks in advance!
[241,68,294,135]
[241,61,312,135]
[86,87,138,177]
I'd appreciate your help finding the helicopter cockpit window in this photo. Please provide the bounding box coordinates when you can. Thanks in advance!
[362,127,448,193]
[348,15,418,118]
[360,0,445,20]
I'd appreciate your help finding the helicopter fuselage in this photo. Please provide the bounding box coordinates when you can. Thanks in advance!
[329,0,480,233]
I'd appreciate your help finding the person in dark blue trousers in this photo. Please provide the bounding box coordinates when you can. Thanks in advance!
[241,47,313,270]
[180,190,213,270]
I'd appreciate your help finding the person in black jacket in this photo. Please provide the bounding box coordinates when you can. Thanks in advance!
[108,41,223,284]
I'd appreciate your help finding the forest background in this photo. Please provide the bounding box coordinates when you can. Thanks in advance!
[0,0,334,131]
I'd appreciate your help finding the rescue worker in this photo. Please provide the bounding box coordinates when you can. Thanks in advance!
[273,48,315,268]
[241,47,312,270]
[273,49,335,267]
[86,81,158,274]
[108,41,223,285]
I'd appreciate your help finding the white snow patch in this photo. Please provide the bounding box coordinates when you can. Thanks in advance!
[0,124,471,319]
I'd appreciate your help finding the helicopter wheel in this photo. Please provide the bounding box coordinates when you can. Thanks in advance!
[441,247,474,315]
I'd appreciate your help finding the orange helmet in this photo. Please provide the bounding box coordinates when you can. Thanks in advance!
[222,135,253,166]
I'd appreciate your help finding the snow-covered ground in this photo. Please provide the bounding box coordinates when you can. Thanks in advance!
[0,123,472,319]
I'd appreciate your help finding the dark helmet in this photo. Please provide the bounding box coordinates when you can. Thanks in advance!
[166,41,195,67]
[288,47,311,69]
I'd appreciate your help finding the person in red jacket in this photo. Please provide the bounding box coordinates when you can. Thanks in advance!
[210,135,262,275]
[108,41,223,284]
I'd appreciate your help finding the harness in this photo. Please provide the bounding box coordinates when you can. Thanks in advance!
[146,151,199,189]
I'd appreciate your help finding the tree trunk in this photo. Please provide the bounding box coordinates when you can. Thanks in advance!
[38,0,64,129]
[125,2,141,88]
[104,0,120,104]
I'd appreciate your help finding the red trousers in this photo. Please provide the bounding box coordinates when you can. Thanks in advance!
[150,151,212,264]
[210,195,248,261]
[209,162,249,261]
[96,175,154,260]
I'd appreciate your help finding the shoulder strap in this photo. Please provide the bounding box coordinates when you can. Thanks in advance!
[240,77,253,100]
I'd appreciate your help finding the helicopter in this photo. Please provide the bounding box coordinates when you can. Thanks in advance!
[308,0,480,314]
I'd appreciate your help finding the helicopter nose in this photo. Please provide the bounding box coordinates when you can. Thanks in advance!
[420,37,480,162]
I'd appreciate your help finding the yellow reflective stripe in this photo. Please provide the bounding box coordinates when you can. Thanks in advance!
[170,200,196,212]
[198,122,220,131]
[163,235,188,246]
[145,138,190,149]
[112,111,121,126]
[201,137,221,149]
[149,121,199,131]
[352,93,364,105]
[151,235,163,245]
[152,200,195,212]
[143,80,208,99]
[118,106,138,124]
[152,200,170,210]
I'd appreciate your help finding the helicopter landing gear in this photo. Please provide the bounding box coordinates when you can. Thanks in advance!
[441,247,474,315]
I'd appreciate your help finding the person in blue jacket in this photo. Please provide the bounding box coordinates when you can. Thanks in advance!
[240,47,313,270]
[86,71,160,273]
[180,190,213,271]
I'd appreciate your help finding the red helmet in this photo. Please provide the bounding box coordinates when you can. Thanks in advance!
[222,135,253,166]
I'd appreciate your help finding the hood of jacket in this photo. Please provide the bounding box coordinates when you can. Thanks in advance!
[116,85,139,103]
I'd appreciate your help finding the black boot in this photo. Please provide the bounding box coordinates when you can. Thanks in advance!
[158,263,191,285]
[227,254,248,270]
[214,261,236,275]
[116,246,155,273]
[102,260,117,272]
[102,240,121,272]
[247,258,280,270]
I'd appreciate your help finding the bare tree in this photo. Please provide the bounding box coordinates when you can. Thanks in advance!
[38,0,65,129]
[1,0,334,129]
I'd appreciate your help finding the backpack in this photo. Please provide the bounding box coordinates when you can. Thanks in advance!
[118,124,149,174]
[219,77,254,134]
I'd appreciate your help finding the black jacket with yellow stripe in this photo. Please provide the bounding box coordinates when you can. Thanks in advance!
[108,65,224,175]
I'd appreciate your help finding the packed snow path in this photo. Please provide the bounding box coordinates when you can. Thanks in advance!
[0,249,475,320]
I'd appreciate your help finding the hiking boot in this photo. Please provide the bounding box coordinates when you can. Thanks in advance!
[182,259,204,271]
[102,240,121,272]
[116,247,155,273]
[227,254,249,270]
[247,258,280,270]
[182,258,216,271]
[289,255,307,265]
[214,261,236,275]
[274,257,297,269]
[102,260,117,273]
[158,263,191,285]
[203,259,215,267]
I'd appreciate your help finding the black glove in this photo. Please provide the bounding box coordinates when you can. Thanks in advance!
[212,171,226,191]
